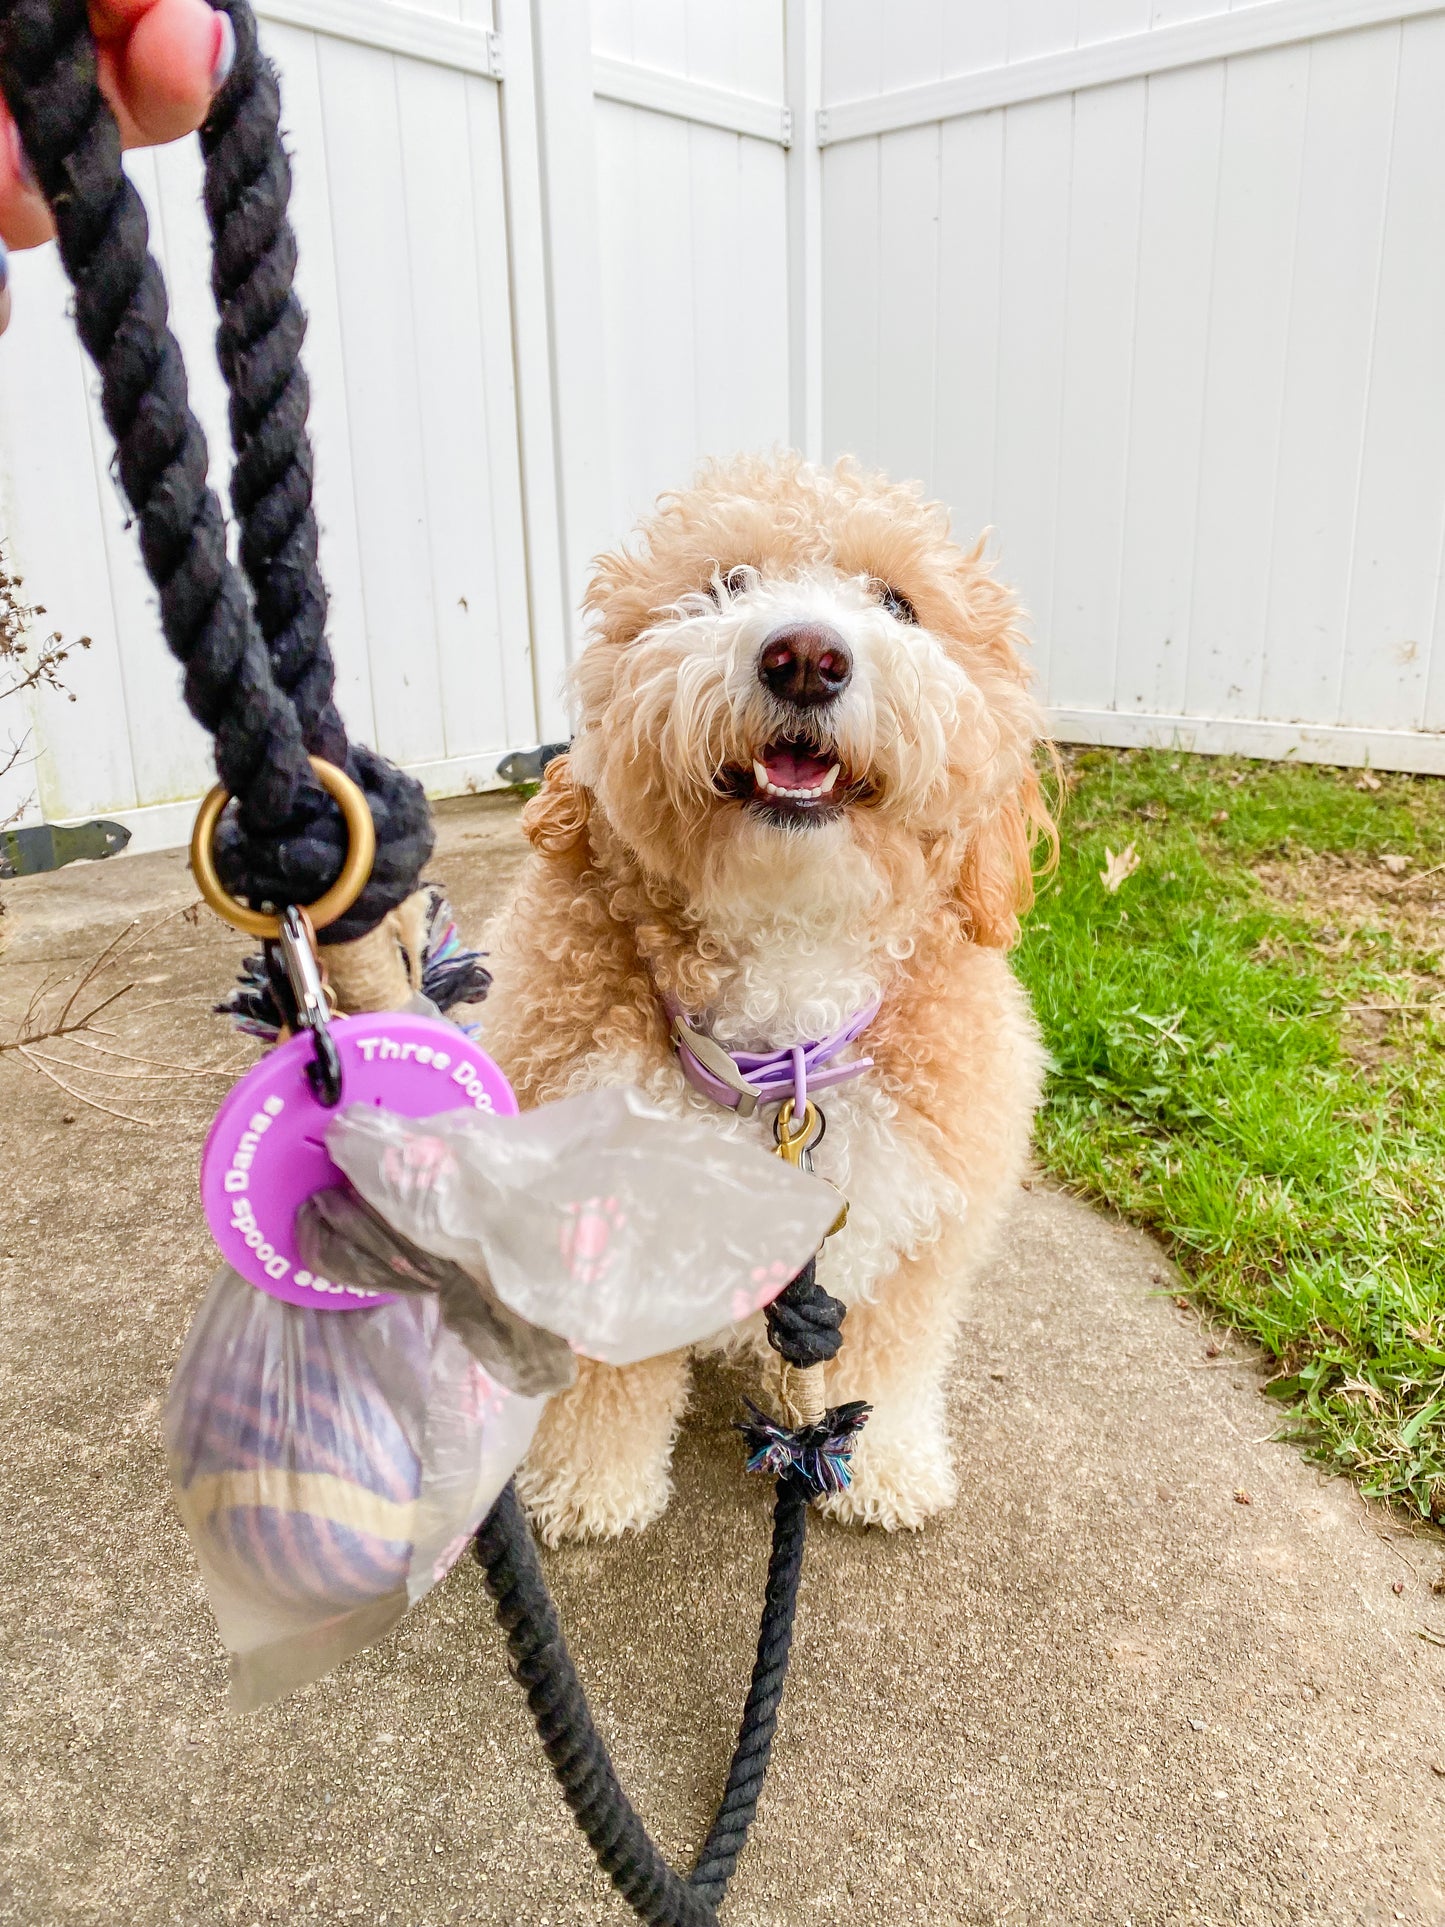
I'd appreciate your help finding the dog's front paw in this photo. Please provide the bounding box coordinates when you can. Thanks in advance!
[820,1420,956,1531]
[513,1353,690,1546]
[515,1450,673,1547]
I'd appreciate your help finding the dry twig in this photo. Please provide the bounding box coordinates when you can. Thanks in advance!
[0,541,91,823]
[1,908,236,1123]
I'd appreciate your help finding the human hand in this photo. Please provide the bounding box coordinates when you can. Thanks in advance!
[0,0,234,330]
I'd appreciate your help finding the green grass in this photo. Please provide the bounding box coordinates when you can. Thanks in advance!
[1015,748,1445,1522]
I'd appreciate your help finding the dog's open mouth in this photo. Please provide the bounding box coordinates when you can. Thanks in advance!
[717,738,861,819]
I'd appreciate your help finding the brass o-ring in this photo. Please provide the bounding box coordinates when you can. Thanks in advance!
[188,755,377,939]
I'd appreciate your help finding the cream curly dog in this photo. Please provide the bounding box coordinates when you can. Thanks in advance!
[479,454,1053,1544]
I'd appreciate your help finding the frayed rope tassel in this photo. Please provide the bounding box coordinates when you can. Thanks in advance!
[218,884,490,1041]
[738,1398,871,1499]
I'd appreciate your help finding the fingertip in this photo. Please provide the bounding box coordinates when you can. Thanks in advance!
[0,191,54,251]
[0,106,55,250]
[95,41,148,147]
[119,0,219,144]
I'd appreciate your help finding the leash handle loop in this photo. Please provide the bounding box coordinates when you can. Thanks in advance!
[0,0,430,940]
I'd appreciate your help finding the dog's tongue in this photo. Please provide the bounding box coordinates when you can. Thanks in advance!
[761,744,834,789]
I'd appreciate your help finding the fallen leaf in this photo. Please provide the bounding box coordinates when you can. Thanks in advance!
[1100,843,1141,893]
[1234,1489,1252,1506]
[1356,771,1382,791]
[1380,854,1411,875]
[1432,1570,1445,1596]
[1418,1628,1445,1648]
[1210,809,1229,825]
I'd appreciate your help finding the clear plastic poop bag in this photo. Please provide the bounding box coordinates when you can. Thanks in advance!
[166,1271,546,1711]
[321,1085,839,1360]
[167,1087,838,1708]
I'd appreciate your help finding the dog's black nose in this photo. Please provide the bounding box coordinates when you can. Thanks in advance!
[757,623,852,706]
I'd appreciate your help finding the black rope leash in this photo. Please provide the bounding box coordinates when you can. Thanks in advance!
[476,1259,867,1926]
[199,0,338,760]
[0,4,870,1917]
[0,0,430,940]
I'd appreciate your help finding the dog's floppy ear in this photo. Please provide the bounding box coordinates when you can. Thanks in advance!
[928,540,1059,948]
[953,755,1058,949]
[521,753,591,858]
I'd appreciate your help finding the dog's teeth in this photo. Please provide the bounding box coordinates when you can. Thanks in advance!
[754,771,841,804]
[757,778,836,801]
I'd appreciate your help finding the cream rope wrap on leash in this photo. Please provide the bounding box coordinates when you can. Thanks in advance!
[321,894,428,1016]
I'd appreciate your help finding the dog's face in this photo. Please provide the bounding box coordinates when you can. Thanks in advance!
[555,456,1051,946]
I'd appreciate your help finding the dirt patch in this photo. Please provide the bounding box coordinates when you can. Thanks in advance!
[1252,851,1445,1070]
[1253,849,1445,951]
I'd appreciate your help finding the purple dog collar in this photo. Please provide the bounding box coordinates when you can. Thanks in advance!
[664,993,881,1124]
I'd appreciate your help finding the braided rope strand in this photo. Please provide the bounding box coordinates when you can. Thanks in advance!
[0,0,431,938]
[476,1484,721,1927]
[0,0,303,828]
[687,1474,808,1905]
[193,0,434,939]
[200,0,341,761]
[474,1257,852,1924]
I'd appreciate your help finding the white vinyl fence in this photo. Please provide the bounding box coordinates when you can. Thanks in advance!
[2,0,1444,852]
[818,0,1445,774]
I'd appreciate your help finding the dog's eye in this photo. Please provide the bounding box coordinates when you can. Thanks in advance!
[873,581,918,625]
[708,565,754,603]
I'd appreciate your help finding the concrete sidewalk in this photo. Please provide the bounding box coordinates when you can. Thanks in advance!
[1,796,1441,1927]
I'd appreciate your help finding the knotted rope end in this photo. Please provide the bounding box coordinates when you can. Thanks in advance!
[737,1398,871,1500]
